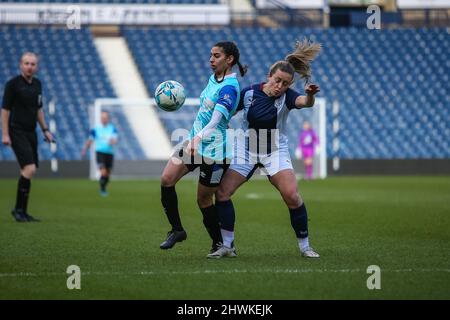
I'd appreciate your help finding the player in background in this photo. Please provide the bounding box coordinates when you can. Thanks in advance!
[1,52,54,222]
[159,41,247,255]
[297,121,319,180]
[209,39,321,258]
[81,111,118,197]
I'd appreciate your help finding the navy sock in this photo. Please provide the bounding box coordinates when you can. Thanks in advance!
[289,203,309,239]
[15,175,30,213]
[216,199,235,232]
[200,205,222,244]
[99,176,109,192]
[161,186,183,231]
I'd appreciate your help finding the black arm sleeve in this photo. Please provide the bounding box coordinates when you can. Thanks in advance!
[37,80,43,109]
[2,80,14,110]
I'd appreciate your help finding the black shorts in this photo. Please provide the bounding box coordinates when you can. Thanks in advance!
[10,129,39,169]
[96,152,114,170]
[173,142,230,188]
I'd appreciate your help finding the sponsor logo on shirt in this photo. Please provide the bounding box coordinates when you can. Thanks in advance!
[223,94,233,107]
[274,97,283,109]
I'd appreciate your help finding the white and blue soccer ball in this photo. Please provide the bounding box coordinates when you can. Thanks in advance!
[154,80,186,112]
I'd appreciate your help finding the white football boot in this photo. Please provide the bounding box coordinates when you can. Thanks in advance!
[301,247,320,258]
[207,245,237,259]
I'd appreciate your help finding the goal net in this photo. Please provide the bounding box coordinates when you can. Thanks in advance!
[90,97,326,180]
[288,97,327,179]
[229,97,327,180]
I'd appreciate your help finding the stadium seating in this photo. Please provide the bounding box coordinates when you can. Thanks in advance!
[0,26,145,161]
[124,27,449,159]
[0,26,447,161]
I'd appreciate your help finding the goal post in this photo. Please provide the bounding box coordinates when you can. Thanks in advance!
[295,98,327,179]
[89,97,200,180]
[289,97,327,180]
[90,97,327,180]
[229,97,327,180]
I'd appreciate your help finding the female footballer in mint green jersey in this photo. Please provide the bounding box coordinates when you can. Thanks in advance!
[159,41,247,255]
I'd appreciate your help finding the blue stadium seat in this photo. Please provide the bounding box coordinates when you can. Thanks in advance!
[123,27,449,159]
[0,26,146,161]
[1,26,447,161]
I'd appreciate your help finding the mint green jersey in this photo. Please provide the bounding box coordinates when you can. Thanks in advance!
[190,73,240,161]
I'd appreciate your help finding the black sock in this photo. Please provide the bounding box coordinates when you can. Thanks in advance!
[15,175,31,213]
[216,199,235,232]
[99,176,109,192]
[161,186,183,231]
[200,205,222,244]
[289,203,309,239]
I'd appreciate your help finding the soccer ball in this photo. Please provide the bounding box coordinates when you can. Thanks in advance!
[154,80,186,112]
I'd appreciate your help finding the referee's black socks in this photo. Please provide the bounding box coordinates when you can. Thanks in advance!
[15,175,31,213]
[161,186,184,231]
[200,205,222,245]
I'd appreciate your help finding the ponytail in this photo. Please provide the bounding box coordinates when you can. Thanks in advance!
[284,38,321,81]
[237,61,248,77]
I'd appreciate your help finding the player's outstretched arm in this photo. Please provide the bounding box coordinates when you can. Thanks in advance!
[37,109,55,143]
[1,109,11,145]
[295,83,320,109]
[81,139,93,158]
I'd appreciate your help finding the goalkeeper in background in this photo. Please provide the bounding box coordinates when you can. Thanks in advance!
[81,111,118,197]
[296,121,319,180]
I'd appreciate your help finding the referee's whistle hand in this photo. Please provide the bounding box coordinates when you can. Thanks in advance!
[2,135,11,145]
[44,131,55,144]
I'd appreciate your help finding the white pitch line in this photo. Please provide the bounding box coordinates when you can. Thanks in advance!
[1,268,449,278]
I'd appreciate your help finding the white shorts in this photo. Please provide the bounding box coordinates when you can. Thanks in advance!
[230,140,293,179]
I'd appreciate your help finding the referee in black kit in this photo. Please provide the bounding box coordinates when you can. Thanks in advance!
[1,52,55,222]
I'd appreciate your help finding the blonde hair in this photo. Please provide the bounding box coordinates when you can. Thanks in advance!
[284,38,321,82]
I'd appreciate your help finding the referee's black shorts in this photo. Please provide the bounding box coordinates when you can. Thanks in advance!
[172,141,230,188]
[10,129,39,169]
[96,151,114,170]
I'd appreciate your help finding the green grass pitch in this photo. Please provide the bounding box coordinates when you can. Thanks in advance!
[0,176,449,299]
